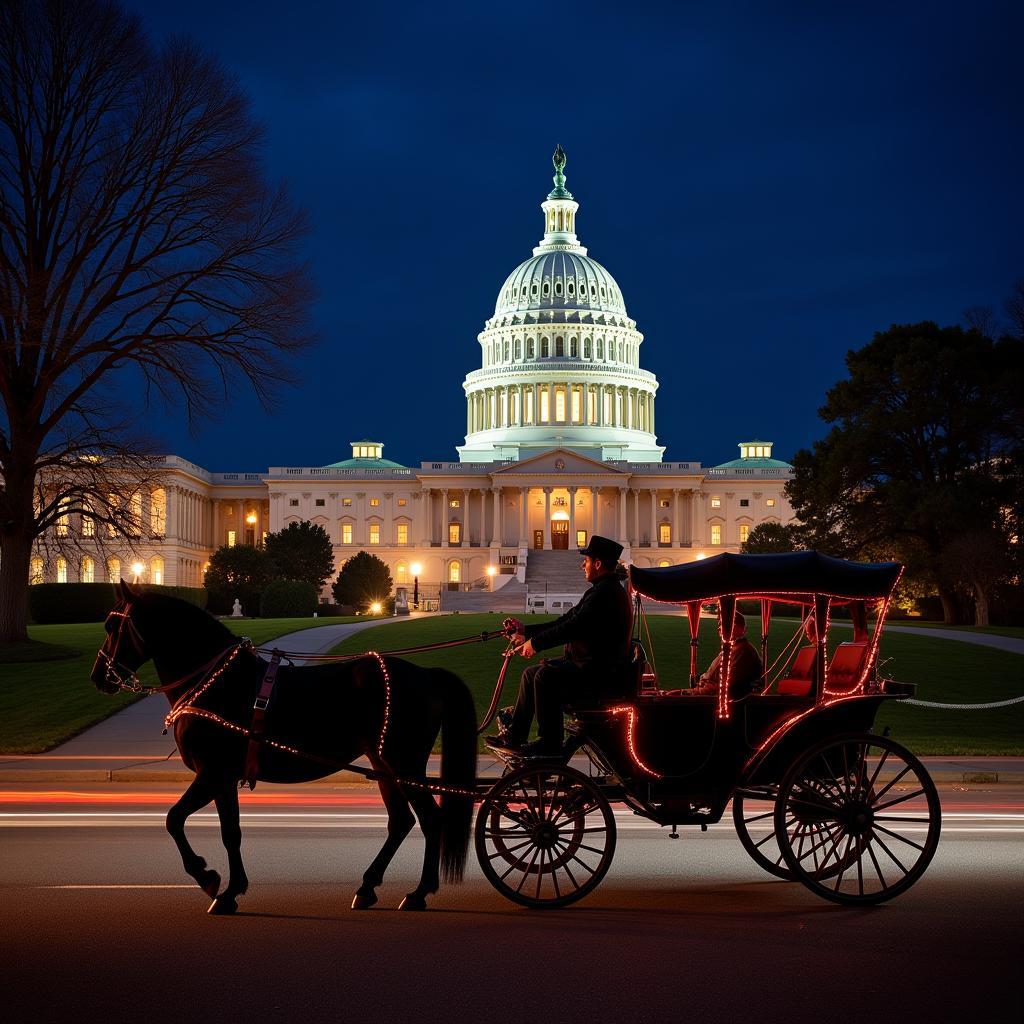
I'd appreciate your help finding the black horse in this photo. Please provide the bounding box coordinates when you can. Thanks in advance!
[91,581,477,914]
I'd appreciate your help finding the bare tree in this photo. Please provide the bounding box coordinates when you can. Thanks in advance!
[0,0,313,642]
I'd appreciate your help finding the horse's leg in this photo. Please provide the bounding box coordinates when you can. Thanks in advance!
[398,786,443,912]
[166,774,221,899]
[208,783,248,916]
[351,776,415,910]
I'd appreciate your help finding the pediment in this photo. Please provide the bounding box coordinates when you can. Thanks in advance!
[492,448,627,477]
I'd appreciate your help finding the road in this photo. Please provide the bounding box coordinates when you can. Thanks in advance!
[1,784,1021,1024]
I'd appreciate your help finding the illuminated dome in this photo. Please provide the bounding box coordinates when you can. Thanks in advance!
[458,147,663,464]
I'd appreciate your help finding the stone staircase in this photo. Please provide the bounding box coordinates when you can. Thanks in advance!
[439,578,527,612]
[524,549,586,604]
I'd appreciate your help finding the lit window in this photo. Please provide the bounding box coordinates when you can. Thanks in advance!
[56,557,67,583]
[766,498,776,507]
[81,556,94,583]
[343,498,352,507]
[342,523,352,544]
[397,523,408,545]
[540,389,550,422]
[56,507,69,537]
[150,489,166,535]
[659,560,671,568]
[449,522,461,545]
[369,524,380,545]
[369,498,380,507]
[739,524,749,543]
[107,558,120,584]
[555,386,566,421]
[150,556,164,585]
[710,497,721,509]
[449,499,460,508]
[227,530,236,547]
[81,509,95,537]
[449,560,461,583]
[396,562,408,584]
[527,338,535,358]
[29,557,44,585]
[659,524,671,544]
[576,530,587,547]
[570,386,581,423]
[659,499,670,508]
[397,498,407,507]
[711,525,722,546]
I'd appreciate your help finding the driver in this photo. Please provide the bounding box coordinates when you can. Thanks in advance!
[486,535,633,756]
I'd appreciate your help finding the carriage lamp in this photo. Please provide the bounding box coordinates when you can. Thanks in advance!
[486,565,497,590]
[131,561,144,582]
[411,562,422,610]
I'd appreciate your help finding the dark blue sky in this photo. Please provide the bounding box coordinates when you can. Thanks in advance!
[125,0,1022,472]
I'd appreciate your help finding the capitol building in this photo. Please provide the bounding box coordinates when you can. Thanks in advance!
[34,149,794,610]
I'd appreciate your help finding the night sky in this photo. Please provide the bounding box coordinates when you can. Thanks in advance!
[123,0,1022,473]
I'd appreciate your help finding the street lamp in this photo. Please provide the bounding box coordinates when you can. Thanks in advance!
[411,562,422,610]
[370,601,383,616]
[486,565,497,591]
[131,560,144,583]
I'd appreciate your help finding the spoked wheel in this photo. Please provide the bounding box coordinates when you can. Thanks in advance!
[775,733,942,905]
[475,764,616,909]
[732,786,793,880]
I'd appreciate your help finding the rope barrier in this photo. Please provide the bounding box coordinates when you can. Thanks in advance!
[903,695,1024,710]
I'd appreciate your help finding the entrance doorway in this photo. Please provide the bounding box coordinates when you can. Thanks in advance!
[552,520,569,549]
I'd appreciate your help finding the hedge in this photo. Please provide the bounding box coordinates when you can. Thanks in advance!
[259,579,319,618]
[28,583,208,624]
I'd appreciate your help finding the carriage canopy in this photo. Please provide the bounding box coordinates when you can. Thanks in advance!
[628,550,902,605]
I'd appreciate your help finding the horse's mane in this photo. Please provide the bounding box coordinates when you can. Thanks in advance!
[134,589,236,648]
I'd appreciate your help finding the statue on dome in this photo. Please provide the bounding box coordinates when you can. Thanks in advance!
[553,143,566,171]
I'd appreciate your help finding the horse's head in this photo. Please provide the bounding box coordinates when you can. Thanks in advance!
[91,580,150,693]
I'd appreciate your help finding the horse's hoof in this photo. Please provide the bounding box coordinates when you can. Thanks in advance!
[199,870,221,899]
[207,896,238,915]
[398,893,427,911]
[351,890,378,910]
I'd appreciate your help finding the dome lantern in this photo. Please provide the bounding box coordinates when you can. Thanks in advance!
[538,144,582,253]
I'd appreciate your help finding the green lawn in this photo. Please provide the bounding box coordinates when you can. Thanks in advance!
[0,615,368,754]
[328,613,1024,755]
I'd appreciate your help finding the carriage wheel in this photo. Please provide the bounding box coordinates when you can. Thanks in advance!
[732,786,793,880]
[475,764,616,909]
[774,733,941,905]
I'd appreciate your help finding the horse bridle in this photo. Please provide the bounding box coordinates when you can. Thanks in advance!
[98,603,149,692]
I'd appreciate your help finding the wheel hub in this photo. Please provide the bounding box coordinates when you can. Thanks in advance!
[840,801,874,836]
[531,822,561,850]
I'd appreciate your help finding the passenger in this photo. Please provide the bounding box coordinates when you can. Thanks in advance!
[690,611,763,698]
[486,535,633,756]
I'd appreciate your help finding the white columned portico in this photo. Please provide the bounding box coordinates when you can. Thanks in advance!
[590,486,599,538]
[568,486,577,546]
[441,489,449,547]
[519,487,528,545]
[617,487,627,540]
[492,486,501,547]
[543,487,552,549]
[650,488,657,547]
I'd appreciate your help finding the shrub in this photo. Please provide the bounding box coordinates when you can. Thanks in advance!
[259,579,319,618]
[28,583,207,624]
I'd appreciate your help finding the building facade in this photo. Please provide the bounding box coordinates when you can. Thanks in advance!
[29,150,795,607]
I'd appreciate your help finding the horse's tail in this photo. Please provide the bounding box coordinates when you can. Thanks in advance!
[434,668,477,884]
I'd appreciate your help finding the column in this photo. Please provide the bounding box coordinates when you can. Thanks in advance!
[547,382,554,424]
[691,490,702,548]
[568,486,577,546]
[419,488,430,545]
[617,487,627,540]
[441,488,449,547]
[543,487,552,549]
[673,488,681,547]
[651,488,658,546]
[492,487,501,547]
[631,489,639,545]
[477,488,486,546]
[519,487,528,545]
[532,383,540,425]
[383,492,394,546]
[650,393,655,433]
[235,499,243,545]
[461,489,469,547]
[591,486,599,537]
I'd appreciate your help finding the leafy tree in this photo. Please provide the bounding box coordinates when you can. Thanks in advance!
[332,551,393,612]
[264,522,334,589]
[787,322,1023,624]
[741,522,799,554]
[0,0,312,643]
[204,544,270,616]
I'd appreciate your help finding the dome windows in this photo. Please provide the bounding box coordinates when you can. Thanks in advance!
[527,337,535,358]
[570,337,578,357]
[541,337,549,358]
[555,336,564,357]
[584,337,592,358]
[555,280,562,296]
[543,281,550,298]
[567,281,574,297]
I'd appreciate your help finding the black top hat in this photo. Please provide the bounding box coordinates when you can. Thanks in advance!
[579,535,624,565]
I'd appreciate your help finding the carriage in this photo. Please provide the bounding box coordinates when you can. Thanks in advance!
[472,550,942,909]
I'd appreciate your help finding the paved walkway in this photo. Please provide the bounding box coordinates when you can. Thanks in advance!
[1,613,1020,784]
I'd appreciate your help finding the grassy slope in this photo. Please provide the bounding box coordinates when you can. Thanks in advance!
[0,616,366,754]
[329,614,1024,755]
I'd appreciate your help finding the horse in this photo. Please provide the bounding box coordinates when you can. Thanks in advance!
[90,581,477,914]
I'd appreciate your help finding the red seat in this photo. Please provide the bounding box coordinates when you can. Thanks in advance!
[827,642,869,693]
[776,646,816,697]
